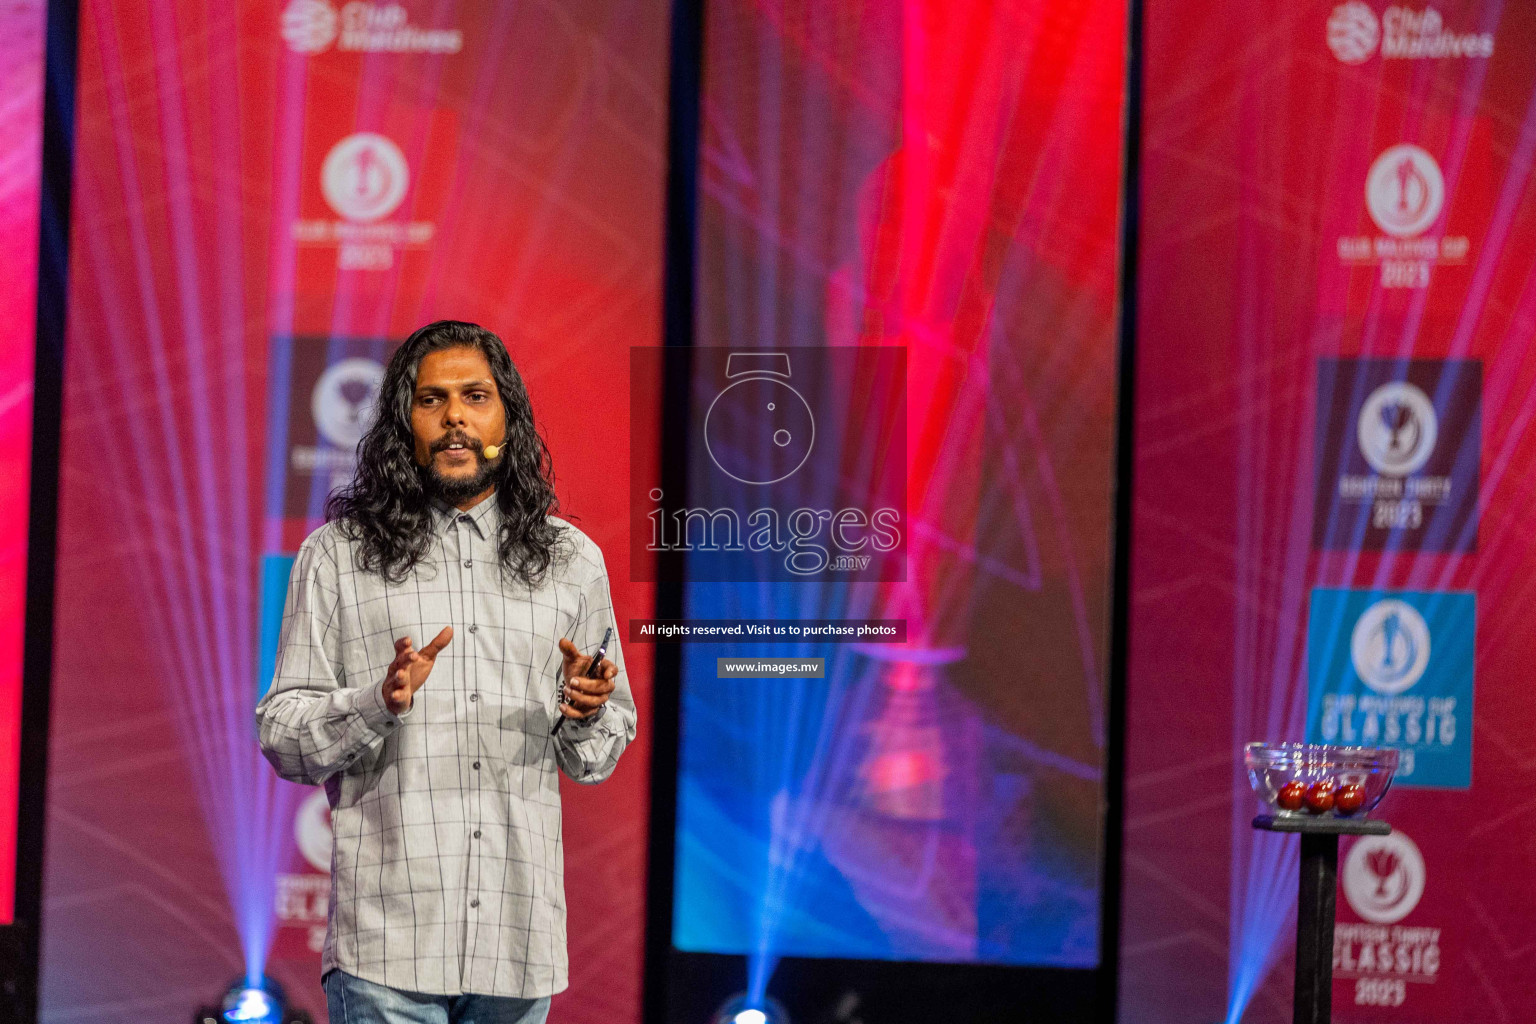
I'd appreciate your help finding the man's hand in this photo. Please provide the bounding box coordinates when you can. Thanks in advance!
[383,627,453,715]
[557,637,617,719]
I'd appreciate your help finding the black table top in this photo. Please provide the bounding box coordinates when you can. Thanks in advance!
[1252,813,1392,836]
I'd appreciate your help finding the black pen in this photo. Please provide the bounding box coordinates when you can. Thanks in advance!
[551,627,612,736]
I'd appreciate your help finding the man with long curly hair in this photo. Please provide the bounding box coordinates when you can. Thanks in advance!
[257,320,636,1024]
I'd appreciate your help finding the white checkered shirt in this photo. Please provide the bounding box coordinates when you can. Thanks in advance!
[256,496,636,998]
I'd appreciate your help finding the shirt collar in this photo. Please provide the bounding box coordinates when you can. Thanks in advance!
[429,492,501,539]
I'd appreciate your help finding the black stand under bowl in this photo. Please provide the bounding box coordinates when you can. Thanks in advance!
[1252,813,1392,1024]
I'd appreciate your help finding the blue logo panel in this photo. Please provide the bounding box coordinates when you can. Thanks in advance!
[1307,588,1474,789]
[257,554,297,702]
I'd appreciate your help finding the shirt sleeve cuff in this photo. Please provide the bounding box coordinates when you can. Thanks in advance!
[361,679,409,733]
[568,704,606,729]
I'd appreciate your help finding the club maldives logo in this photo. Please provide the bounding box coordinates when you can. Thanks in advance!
[281,0,462,55]
[1350,598,1431,695]
[1344,832,1426,924]
[1357,380,1438,476]
[1328,2,1381,62]
[1366,145,1445,239]
[322,133,409,223]
[282,0,338,52]
[1326,3,1493,63]
[1338,145,1468,289]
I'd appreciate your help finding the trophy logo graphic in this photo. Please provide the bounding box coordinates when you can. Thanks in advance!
[1357,380,1438,476]
[312,357,385,449]
[1366,144,1445,238]
[322,133,411,223]
[294,789,335,873]
[1350,598,1431,695]
[704,352,816,485]
[1344,831,1426,923]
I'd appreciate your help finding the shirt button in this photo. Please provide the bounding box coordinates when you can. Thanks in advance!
[470,692,479,702]
[472,761,480,769]
[473,830,482,839]
[464,560,472,568]
[468,625,478,633]
[458,514,472,523]
[470,899,480,908]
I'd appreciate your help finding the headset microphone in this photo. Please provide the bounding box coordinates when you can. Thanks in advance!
[482,442,502,459]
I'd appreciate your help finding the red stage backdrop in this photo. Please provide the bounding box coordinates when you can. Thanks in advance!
[1126,2,1536,1022]
[42,1,665,1020]
[0,0,47,929]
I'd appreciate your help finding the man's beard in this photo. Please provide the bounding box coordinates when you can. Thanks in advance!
[420,437,497,505]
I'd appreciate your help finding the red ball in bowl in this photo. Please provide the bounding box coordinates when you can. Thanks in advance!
[1276,780,1307,811]
[1304,779,1337,814]
[1335,783,1367,815]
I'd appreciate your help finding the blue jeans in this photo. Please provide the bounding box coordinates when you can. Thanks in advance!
[323,969,552,1024]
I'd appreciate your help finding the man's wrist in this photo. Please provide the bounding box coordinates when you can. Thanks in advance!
[367,679,409,729]
[384,690,411,716]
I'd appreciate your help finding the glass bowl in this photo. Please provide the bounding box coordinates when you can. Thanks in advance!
[1244,742,1398,819]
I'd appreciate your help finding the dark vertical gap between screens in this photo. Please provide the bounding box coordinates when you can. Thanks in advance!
[643,0,706,1019]
[11,0,79,1019]
[1103,0,1146,1019]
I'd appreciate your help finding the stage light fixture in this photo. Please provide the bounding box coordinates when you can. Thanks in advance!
[712,993,789,1024]
[191,975,313,1024]
[223,985,277,1023]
